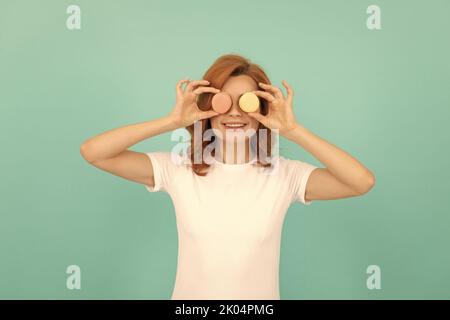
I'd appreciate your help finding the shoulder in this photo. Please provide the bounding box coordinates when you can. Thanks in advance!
[145,151,184,163]
[268,154,310,169]
[278,155,316,168]
[266,155,318,177]
[145,151,191,172]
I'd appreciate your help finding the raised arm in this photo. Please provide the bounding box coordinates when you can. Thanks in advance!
[79,79,220,188]
[249,80,375,201]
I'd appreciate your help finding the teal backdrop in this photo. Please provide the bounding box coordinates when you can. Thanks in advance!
[1,0,449,299]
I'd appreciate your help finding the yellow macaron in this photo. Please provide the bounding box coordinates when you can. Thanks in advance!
[239,92,260,112]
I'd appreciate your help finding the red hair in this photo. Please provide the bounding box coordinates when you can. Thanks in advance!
[187,54,274,176]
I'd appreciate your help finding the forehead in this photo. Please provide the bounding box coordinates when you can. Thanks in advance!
[221,75,257,95]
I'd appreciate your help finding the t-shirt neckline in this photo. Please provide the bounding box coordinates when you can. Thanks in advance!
[212,157,257,170]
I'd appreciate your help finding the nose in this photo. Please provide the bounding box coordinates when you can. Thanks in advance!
[226,98,244,116]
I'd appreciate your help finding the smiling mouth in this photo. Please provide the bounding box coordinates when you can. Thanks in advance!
[222,122,247,129]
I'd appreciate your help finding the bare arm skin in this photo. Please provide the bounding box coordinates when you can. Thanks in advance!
[249,80,375,202]
[80,116,178,187]
[284,124,375,201]
[79,79,219,188]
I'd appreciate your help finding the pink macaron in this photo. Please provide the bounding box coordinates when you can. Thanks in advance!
[211,92,232,114]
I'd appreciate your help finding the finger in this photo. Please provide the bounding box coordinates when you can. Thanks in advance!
[186,79,210,92]
[247,112,269,127]
[176,78,190,95]
[282,80,294,102]
[252,90,276,103]
[193,86,220,95]
[258,82,284,99]
[197,110,219,121]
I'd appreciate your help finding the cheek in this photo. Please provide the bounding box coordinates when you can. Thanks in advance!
[210,117,220,129]
[248,117,260,130]
[210,117,226,135]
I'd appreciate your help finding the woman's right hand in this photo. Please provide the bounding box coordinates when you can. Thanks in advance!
[169,79,220,128]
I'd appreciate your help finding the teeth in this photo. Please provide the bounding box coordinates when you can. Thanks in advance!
[224,123,245,127]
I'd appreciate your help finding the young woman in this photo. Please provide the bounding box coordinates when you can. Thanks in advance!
[80,54,375,300]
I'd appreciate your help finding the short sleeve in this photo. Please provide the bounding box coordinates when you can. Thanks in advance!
[284,157,319,205]
[144,151,183,193]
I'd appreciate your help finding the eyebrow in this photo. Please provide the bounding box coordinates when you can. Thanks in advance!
[223,91,257,101]
[220,92,244,101]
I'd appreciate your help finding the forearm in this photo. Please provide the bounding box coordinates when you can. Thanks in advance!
[80,115,179,163]
[284,123,375,192]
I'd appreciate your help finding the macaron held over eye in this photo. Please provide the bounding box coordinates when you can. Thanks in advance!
[211,92,260,114]
[211,92,232,113]
[238,92,259,113]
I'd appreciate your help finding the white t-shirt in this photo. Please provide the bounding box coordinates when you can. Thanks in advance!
[144,151,318,300]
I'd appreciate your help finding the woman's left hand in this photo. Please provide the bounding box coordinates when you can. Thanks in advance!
[248,80,299,138]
